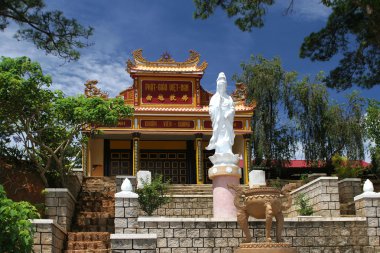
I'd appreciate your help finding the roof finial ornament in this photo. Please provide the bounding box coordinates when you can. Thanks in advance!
[158,51,174,62]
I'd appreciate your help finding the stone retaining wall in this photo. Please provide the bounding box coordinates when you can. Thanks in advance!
[285,177,340,217]
[355,194,380,251]
[338,178,362,215]
[65,174,83,199]
[44,188,76,231]
[115,192,139,234]
[32,219,66,253]
[111,233,157,252]
[112,216,368,253]
[147,195,213,218]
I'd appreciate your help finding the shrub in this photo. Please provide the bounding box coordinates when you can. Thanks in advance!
[135,175,170,216]
[332,154,365,179]
[295,193,314,216]
[0,184,40,253]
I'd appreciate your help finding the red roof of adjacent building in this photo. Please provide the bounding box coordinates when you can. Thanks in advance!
[284,160,371,168]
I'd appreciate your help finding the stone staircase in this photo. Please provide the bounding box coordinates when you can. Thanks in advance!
[167,184,213,195]
[65,177,115,253]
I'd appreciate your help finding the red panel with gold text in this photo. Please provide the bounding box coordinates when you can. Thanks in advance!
[141,80,194,106]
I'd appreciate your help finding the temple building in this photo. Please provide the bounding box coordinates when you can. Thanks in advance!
[83,49,254,184]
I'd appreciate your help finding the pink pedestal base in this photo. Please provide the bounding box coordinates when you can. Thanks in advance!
[212,175,240,218]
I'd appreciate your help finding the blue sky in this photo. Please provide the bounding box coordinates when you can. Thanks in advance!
[1,0,379,101]
[1,0,378,160]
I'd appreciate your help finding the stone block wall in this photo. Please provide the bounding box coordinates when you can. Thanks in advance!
[112,217,368,253]
[65,174,83,199]
[285,177,340,217]
[355,194,380,252]
[111,233,157,253]
[32,219,66,253]
[338,178,362,215]
[115,193,139,234]
[44,188,76,231]
[147,195,213,218]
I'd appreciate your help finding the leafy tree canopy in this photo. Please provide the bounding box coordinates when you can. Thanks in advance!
[365,99,380,146]
[234,55,365,169]
[0,0,93,61]
[365,99,380,177]
[233,55,297,167]
[0,56,133,187]
[193,0,380,89]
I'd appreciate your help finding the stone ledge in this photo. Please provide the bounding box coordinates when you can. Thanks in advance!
[115,191,138,198]
[44,188,76,203]
[137,216,366,223]
[291,176,338,195]
[338,178,361,183]
[354,192,380,201]
[138,217,236,222]
[111,233,157,239]
[166,195,213,198]
[31,219,67,234]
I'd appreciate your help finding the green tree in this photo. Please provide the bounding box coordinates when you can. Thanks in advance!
[365,99,380,176]
[233,55,365,170]
[233,55,297,168]
[193,0,380,89]
[0,57,133,186]
[0,0,93,61]
[193,0,275,31]
[0,184,40,253]
[289,77,365,163]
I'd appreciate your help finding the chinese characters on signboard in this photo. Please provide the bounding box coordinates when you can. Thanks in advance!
[141,80,193,104]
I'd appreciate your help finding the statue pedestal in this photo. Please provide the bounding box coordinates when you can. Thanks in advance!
[235,243,296,253]
[208,153,241,218]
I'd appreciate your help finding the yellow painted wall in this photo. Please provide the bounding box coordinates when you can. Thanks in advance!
[233,135,244,157]
[89,139,104,177]
[140,141,186,150]
[110,140,131,149]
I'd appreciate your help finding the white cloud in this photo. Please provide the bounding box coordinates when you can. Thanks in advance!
[0,26,132,97]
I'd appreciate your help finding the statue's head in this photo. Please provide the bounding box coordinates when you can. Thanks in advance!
[216,72,227,94]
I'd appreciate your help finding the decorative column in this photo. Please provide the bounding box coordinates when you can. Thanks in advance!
[82,141,88,176]
[195,133,204,184]
[208,153,241,218]
[132,132,141,176]
[243,134,252,185]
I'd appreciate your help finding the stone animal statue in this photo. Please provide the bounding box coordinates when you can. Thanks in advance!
[228,183,297,243]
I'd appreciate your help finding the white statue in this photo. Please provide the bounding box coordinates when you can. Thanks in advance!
[206,72,235,154]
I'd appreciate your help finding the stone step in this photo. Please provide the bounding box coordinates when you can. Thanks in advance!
[72,225,114,233]
[68,232,110,242]
[75,217,114,227]
[76,212,113,219]
[167,184,213,195]
[66,177,114,252]
[76,201,114,212]
[67,241,109,250]
[65,250,110,253]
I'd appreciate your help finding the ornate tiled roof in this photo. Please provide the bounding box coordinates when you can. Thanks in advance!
[126,49,208,73]
[133,104,254,113]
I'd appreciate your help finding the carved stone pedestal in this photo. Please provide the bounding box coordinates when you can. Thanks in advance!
[208,153,241,218]
[235,243,296,253]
